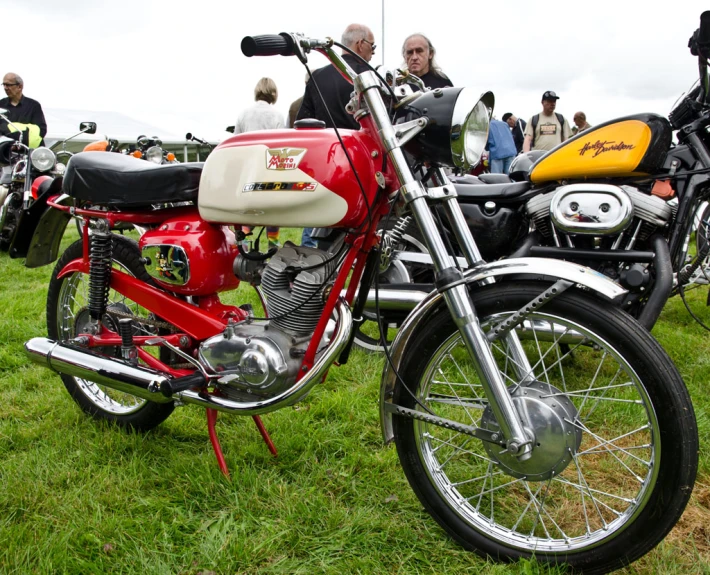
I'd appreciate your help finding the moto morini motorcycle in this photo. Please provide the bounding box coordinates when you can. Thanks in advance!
[21,30,698,575]
[370,12,710,348]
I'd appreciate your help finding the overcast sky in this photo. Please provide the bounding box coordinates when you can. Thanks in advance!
[3,0,709,140]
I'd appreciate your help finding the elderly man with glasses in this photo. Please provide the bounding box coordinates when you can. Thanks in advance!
[296,23,376,131]
[0,73,47,148]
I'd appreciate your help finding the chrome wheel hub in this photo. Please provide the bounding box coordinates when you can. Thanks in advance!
[481,381,582,481]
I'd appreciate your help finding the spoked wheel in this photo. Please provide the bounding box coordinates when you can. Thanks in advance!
[46,237,174,431]
[392,282,697,574]
[353,218,433,352]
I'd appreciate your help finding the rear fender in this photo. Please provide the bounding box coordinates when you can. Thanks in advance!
[24,191,72,268]
[378,257,628,443]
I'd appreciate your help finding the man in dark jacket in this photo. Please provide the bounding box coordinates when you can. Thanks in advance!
[0,72,47,147]
[296,23,375,130]
[502,112,526,155]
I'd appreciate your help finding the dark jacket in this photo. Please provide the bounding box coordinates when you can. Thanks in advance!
[0,95,47,146]
[511,118,526,154]
[419,70,453,90]
[296,54,370,130]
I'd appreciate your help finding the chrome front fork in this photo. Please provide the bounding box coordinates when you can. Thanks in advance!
[356,72,534,458]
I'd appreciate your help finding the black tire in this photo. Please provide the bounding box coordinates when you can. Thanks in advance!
[47,236,175,431]
[392,282,697,574]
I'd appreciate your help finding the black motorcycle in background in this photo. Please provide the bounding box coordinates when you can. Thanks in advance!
[0,112,96,257]
[362,13,710,349]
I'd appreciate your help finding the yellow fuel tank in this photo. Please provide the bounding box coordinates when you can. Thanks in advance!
[530,114,672,184]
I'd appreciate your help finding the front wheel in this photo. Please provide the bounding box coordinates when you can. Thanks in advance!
[392,282,697,574]
[47,237,175,431]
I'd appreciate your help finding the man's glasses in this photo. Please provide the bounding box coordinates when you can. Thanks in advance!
[2,83,18,88]
[362,39,377,51]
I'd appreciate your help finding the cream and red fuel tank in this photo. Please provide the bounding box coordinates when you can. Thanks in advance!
[198,128,383,228]
[530,113,672,184]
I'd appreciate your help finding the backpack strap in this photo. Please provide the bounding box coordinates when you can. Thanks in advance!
[531,114,539,147]
[556,113,566,141]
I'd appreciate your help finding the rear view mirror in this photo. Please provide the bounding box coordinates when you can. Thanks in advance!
[226,125,235,134]
[80,122,97,135]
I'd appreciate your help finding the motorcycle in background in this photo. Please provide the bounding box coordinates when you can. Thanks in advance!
[365,14,710,349]
[19,25,701,575]
[0,112,94,257]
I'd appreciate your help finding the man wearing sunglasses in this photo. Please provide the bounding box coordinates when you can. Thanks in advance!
[296,23,375,131]
[0,73,47,148]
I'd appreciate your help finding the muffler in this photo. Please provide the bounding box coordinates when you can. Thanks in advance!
[23,300,353,415]
[24,337,174,403]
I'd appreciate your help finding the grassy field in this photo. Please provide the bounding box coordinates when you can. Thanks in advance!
[0,226,708,575]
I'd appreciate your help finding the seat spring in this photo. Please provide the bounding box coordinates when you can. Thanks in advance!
[88,231,114,320]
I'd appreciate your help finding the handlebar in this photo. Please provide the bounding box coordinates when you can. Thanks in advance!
[241,33,296,57]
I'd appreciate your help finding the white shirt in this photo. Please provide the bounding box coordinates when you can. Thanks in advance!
[235,100,285,134]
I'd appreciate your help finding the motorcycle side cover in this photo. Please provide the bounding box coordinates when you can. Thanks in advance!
[198,129,381,228]
[530,113,672,183]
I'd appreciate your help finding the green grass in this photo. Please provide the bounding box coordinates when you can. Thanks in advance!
[0,226,708,574]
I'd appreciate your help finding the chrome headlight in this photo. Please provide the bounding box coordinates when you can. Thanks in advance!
[450,90,494,169]
[54,162,67,176]
[396,87,494,170]
[30,147,56,172]
[145,146,164,164]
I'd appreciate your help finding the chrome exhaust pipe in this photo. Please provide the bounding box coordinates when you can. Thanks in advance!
[23,299,353,415]
[514,320,586,344]
[24,337,174,403]
[341,287,430,313]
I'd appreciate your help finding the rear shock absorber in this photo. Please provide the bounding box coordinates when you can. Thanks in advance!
[88,219,113,323]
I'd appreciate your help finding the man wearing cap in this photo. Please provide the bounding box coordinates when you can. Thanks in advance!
[522,91,571,153]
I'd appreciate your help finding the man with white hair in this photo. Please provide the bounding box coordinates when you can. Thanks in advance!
[296,23,375,130]
[0,72,47,147]
[402,33,452,89]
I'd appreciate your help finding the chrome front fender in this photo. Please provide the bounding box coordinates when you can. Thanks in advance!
[379,257,627,443]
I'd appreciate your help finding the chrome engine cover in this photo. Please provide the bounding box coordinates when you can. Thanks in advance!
[550,184,633,235]
[527,184,673,238]
[198,321,307,399]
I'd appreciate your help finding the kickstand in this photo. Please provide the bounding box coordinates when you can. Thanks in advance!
[207,408,230,478]
[206,410,279,478]
[252,415,278,457]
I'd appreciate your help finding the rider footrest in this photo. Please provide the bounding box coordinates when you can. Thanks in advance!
[160,372,208,397]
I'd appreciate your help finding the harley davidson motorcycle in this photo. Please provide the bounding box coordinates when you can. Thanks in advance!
[363,14,710,350]
[0,114,92,257]
[20,27,700,575]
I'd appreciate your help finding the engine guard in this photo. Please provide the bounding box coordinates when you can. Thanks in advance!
[378,257,628,444]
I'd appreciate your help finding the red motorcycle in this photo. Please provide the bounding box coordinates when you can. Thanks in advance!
[22,31,698,574]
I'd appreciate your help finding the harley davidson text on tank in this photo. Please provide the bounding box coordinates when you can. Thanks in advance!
[17,20,705,575]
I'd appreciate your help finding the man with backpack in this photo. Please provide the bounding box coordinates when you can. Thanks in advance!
[522,91,571,152]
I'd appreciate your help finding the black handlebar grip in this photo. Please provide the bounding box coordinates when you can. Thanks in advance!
[241,33,295,57]
[700,11,710,44]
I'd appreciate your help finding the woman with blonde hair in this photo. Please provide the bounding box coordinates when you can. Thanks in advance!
[235,77,285,248]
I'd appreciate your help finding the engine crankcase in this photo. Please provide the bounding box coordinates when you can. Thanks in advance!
[198,321,306,399]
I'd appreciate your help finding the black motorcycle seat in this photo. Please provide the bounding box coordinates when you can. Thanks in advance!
[63,152,203,208]
[477,173,512,184]
[451,180,531,202]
